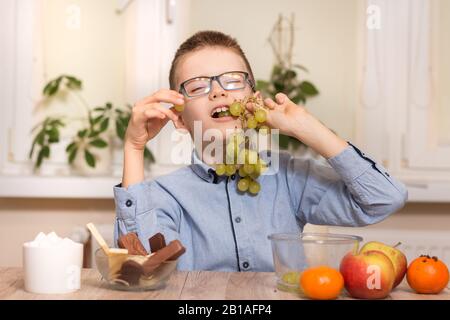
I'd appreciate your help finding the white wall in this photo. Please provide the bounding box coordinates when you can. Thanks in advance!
[188,0,361,141]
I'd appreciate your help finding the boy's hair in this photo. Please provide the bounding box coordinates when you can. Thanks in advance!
[169,30,255,91]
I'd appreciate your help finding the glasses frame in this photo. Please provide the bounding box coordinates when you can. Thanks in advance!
[178,71,255,98]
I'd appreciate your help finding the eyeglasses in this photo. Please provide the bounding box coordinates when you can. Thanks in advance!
[179,71,254,98]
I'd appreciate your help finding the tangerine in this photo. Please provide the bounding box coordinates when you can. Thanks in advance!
[300,266,344,300]
[406,255,449,294]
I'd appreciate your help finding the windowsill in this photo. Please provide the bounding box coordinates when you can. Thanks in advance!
[0,164,184,199]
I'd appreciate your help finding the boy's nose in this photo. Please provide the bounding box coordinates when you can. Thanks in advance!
[209,81,228,100]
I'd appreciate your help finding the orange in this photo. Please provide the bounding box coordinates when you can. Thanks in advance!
[300,266,344,300]
[406,255,449,294]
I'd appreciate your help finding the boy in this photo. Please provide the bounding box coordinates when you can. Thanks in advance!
[113,31,407,272]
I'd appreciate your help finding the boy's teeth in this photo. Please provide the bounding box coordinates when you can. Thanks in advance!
[211,106,230,117]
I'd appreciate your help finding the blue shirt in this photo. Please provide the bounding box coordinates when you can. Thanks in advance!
[113,143,408,272]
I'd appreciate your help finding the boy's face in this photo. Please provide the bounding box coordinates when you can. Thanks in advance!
[174,47,254,139]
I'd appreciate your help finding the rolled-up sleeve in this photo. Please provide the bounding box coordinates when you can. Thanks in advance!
[287,143,408,227]
[113,180,182,252]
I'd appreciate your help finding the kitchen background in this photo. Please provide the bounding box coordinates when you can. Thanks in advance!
[0,0,449,267]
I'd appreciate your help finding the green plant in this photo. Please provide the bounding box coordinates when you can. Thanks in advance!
[29,75,155,170]
[256,14,320,149]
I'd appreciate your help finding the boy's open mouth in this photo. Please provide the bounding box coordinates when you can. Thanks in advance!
[211,105,232,119]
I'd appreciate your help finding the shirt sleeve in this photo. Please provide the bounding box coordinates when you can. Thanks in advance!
[286,143,408,227]
[113,180,182,252]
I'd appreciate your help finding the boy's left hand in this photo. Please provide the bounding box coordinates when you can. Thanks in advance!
[259,93,311,138]
[248,92,348,159]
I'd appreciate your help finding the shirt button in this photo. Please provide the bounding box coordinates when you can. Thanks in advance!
[125,200,133,207]
[231,174,236,180]
[243,262,250,269]
[235,217,242,223]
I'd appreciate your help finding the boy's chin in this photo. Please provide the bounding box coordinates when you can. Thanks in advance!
[204,117,242,131]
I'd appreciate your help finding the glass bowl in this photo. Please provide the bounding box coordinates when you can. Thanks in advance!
[94,248,178,291]
[268,232,362,294]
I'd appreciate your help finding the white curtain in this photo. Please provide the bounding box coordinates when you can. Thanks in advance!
[123,0,192,167]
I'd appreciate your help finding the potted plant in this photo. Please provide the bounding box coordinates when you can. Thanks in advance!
[256,14,320,151]
[29,75,155,175]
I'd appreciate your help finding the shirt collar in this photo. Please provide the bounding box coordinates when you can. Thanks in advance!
[190,149,221,184]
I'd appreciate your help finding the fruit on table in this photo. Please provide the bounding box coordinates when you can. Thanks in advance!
[300,266,344,300]
[360,241,407,288]
[406,255,449,294]
[340,250,395,299]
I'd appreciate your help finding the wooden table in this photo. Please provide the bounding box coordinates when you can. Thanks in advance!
[0,268,449,300]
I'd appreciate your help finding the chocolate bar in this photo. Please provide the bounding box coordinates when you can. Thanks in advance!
[118,233,148,256]
[142,240,186,276]
[149,233,166,252]
[117,260,144,286]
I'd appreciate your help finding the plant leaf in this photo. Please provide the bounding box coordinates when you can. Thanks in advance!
[47,127,59,143]
[65,76,82,90]
[255,80,270,92]
[300,81,319,96]
[36,149,45,168]
[115,120,126,140]
[41,145,50,158]
[68,146,78,164]
[293,64,309,73]
[77,129,88,138]
[99,118,109,132]
[89,139,108,148]
[66,142,77,153]
[84,149,96,168]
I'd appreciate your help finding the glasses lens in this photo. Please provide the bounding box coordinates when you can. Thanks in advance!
[183,78,211,97]
[219,72,246,90]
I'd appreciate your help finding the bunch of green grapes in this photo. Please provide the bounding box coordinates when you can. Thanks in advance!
[215,97,270,195]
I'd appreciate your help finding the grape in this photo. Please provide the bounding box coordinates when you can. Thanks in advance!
[237,178,250,192]
[248,180,261,195]
[215,164,226,176]
[226,142,238,163]
[255,109,267,123]
[247,117,257,129]
[174,104,185,112]
[243,164,255,175]
[225,164,237,176]
[259,125,270,135]
[214,96,270,195]
[229,102,243,117]
[238,166,248,177]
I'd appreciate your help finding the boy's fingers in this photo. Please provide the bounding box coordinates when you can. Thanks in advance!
[143,109,167,121]
[245,101,257,113]
[253,91,262,99]
[148,104,180,122]
[139,89,184,106]
[275,93,288,105]
[264,98,277,110]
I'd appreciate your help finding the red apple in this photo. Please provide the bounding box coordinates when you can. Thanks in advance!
[360,241,407,288]
[340,250,396,299]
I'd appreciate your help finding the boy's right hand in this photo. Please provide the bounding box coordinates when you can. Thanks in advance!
[125,89,185,151]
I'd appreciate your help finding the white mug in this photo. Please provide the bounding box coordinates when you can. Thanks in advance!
[23,241,83,294]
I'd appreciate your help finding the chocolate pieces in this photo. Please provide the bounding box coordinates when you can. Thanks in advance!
[149,233,166,252]
[117,260,144,286]
[142,240,186,276]
[118,233,148,256]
